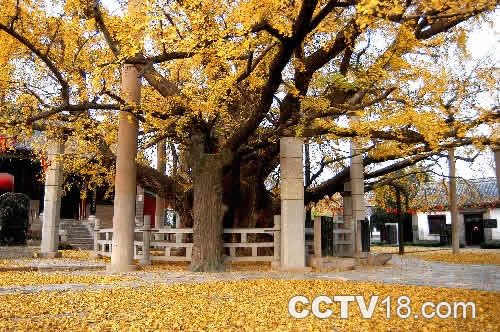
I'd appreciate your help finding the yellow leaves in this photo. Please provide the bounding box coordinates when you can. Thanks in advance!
[137,261,272,272]
[236,0,297,37]
[372,247,500,265]
[0,279,498,331]
[356,0,407,29]
[0,271,131,287]
[368,141,405,159]
[410,249,500,265]
[454,27,472,59]
[301,96,330,115]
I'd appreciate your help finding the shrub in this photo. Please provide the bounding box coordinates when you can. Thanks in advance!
[58,242,74,250]
[0,193,29,245]
[480,240,500,249]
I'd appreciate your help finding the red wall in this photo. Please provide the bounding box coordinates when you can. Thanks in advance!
[143,193,156,227]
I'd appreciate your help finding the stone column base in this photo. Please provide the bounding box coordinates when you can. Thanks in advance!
[35,252,62,259]
[273,265,312,272]
[107,264,137,273]
[139,259,151,266]
[271,260,281,269]
[90,252,102,259]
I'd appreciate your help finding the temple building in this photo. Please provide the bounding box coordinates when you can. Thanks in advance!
[0,136,167,245]
[412,177,499,245]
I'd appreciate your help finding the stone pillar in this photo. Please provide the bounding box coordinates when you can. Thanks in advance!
[140,215,151,265]
[458,213,466,246]
[411,214,419,241]
[271,215,281,268]
[494,147,500,196]
[88,189,97,221]
[341,188,354,257]
[155,140,166,227]
[313,216,322,258]
[175,212,181,229]
[349,116,364,256]
[109,63,140,273]
[40,140,64,258]
[92,218,101,258]
[279,137,305,269]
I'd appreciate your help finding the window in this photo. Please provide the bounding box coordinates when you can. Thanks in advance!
[428,215,445,235]
[165,208,178,228]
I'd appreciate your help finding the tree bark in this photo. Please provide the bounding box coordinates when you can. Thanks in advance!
[396,188,404,255]
[304,141,312,226]
[189,135,231,272]
[448,148,459,254]
[155,140,166,227]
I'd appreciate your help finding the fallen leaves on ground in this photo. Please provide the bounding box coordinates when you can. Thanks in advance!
[408,249,500,265]
[0,271,133,287]
[137,261,188,272]
[372,246,500,265]
[0,279,497,331]
[137,261,272,272]
[60,250,94,261]
[0,259,22,268]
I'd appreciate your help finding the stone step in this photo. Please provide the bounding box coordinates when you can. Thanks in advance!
[69,243,93,247]
[67,239,93,243]
[333,229,352,234]
[68,245,93,250]
[62,225,90,229]
[335,240,353,245]
[61,229,90,233]
[67,231,91,236]
[67,240,92,245]
[67,234,92,238]
[59,219,93,249]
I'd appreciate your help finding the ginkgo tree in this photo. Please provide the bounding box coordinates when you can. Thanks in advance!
[0,0,498,271]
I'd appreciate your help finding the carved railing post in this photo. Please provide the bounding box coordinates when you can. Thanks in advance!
[92,218,101,258]
[271,215,281,268]
[140,215,151,265]
[313,216,322,258]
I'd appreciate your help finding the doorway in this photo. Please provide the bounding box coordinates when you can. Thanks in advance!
[464,213,484,246]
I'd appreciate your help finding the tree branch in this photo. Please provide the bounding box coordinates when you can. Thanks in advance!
[0,23,70,103]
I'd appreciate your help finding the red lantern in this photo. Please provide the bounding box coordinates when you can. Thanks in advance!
[40,157,49,172]
[0,173,14,193]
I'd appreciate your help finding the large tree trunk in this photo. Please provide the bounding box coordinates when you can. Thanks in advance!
[189,135,231,272]
[223,158,274,229]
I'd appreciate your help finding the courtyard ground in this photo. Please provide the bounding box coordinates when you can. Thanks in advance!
[0,247,498,331]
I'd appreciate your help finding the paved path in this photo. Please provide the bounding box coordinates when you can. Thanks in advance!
[333,255,500,291]
[0,246,36,259]
[0,255,498,295]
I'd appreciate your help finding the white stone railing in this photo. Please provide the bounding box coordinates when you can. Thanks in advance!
[94,216,281,264]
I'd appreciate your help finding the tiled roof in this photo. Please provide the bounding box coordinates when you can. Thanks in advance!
[417,177,498,208]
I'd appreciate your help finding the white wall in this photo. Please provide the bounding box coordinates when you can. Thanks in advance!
[416,208,500,242]
[485,208,500,240]
[416,211,450,241]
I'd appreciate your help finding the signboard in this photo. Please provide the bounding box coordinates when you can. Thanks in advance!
[483,219,497,228]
